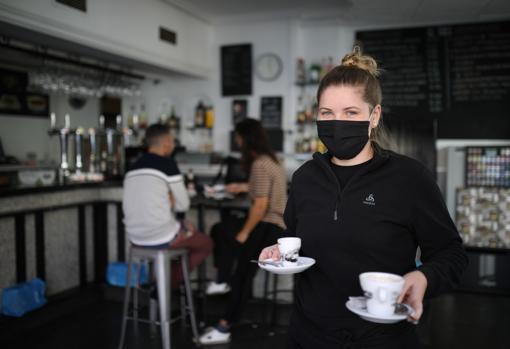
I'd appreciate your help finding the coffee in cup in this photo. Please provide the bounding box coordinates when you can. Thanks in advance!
[359,272,404,317]
[277,237,301,266]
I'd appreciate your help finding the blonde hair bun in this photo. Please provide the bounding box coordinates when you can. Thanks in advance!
[340,46,380,77]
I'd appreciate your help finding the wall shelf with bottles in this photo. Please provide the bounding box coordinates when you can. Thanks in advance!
[292,57,335,155]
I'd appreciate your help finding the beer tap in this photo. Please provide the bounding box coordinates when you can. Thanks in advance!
[75,127,84,173]
[88,128,97,173]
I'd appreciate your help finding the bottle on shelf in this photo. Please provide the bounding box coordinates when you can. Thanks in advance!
[205,105,215,129]
[296,58,306,84]
[194,101,205,128]
[296,95,306,124]
[127,105,136,128]
[304,95,314,122]
[168,105,180,130]
[159,102,169,125]
[139,104,148,129]
[309,62,321,84]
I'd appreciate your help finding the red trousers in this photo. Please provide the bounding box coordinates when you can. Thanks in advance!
[168,221,213,285]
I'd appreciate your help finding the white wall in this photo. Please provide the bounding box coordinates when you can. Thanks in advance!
[0,0,212,77]
[138,20,359,154]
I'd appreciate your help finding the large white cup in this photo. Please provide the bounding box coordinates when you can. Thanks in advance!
[359,272,405,317]
[277,237,301,266]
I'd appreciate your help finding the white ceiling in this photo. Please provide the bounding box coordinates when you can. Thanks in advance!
[164,0,510,25]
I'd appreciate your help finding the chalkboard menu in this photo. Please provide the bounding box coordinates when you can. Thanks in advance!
[260,96,283,129]
[356,20,510,139]
[221,44,252,96]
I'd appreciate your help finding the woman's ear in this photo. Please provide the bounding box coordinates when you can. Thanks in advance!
[371,104,382,128]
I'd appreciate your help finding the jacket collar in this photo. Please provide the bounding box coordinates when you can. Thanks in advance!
[312,142,390,176]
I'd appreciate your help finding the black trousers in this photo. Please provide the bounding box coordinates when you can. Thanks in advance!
[287,308,423,349]
[210,212,245,284]
[223,221,285,324]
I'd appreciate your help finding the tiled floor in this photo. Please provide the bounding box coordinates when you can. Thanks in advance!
[1,287,509,349]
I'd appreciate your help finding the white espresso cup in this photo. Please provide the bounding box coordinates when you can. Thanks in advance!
[277,237,301,266]
[359,272,405,317]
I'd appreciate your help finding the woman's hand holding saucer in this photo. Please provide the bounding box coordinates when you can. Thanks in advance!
[259,244,280,261]
[397,270,428,324]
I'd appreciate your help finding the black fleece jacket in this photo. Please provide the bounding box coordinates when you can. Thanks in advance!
[285,146,468,323]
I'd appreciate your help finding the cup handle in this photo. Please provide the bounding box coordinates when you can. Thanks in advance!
[377,288,387,303]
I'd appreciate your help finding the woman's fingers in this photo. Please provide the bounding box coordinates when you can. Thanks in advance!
[397,281,412,304]
[398,271,428,324]
[259,245,280,261]
[409,300,423,322]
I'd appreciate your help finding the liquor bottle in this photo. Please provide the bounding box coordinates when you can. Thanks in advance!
[139,104,148,129]
[304,95,313,122]
[159,102,168,125]
[296,96,306,124]
[169,105,178,129]
[296,58,306,84]
[195,101,205,127]
[205,106,215,129]
[309,63,321,84]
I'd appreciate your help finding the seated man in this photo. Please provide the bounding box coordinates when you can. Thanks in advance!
[123,123,212,283]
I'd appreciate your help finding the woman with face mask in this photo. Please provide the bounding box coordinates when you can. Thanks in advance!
[259,47,468,348]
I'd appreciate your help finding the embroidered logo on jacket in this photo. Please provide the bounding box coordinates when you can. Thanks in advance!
[363,193,375,206]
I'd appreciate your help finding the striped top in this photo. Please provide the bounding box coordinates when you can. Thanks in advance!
[249,155,287,229]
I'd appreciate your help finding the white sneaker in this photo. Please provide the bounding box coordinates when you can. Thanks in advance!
[198,327,231,345]
[205,282,231,295]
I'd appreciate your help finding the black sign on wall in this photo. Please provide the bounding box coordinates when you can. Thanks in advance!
[0,68,49,117]
[356,20,510,139]
[221,44,252,96]
[260,96,282,129]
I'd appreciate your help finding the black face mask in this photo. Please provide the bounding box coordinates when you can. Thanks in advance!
[316,120,370,160]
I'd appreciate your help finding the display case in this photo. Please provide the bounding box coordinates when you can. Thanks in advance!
[465,146,510,188]
[456,187,510,249]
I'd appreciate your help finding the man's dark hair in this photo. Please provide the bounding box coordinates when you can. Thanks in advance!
[144,123,170,148]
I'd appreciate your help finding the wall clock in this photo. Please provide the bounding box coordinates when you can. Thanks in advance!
[254,53,283,82]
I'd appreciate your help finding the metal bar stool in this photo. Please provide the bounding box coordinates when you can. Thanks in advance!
[118,245,199,349]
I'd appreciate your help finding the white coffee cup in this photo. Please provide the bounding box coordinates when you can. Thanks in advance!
[277,237,301,266]
[359,272,405,317]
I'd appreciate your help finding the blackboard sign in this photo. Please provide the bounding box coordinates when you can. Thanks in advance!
[221,44,252,96]
[260,96,282,129]
[232,99,248,125]
[356,20,510,139]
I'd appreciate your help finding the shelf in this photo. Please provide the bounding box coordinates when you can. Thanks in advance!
[464,245,510,254]
[186,126,214,131]
[295,81,319,87]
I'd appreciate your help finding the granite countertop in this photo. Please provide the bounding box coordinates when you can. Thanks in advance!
[0,180,123,198]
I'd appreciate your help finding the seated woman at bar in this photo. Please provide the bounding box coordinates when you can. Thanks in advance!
[122,123,212,284]
[199,118,288,345]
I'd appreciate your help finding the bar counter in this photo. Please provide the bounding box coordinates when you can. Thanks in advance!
[0,181,124,297]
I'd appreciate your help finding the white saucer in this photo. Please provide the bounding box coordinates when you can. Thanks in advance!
[203,191,234,200]
[258,257,315,275]
[345,297,415,324]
